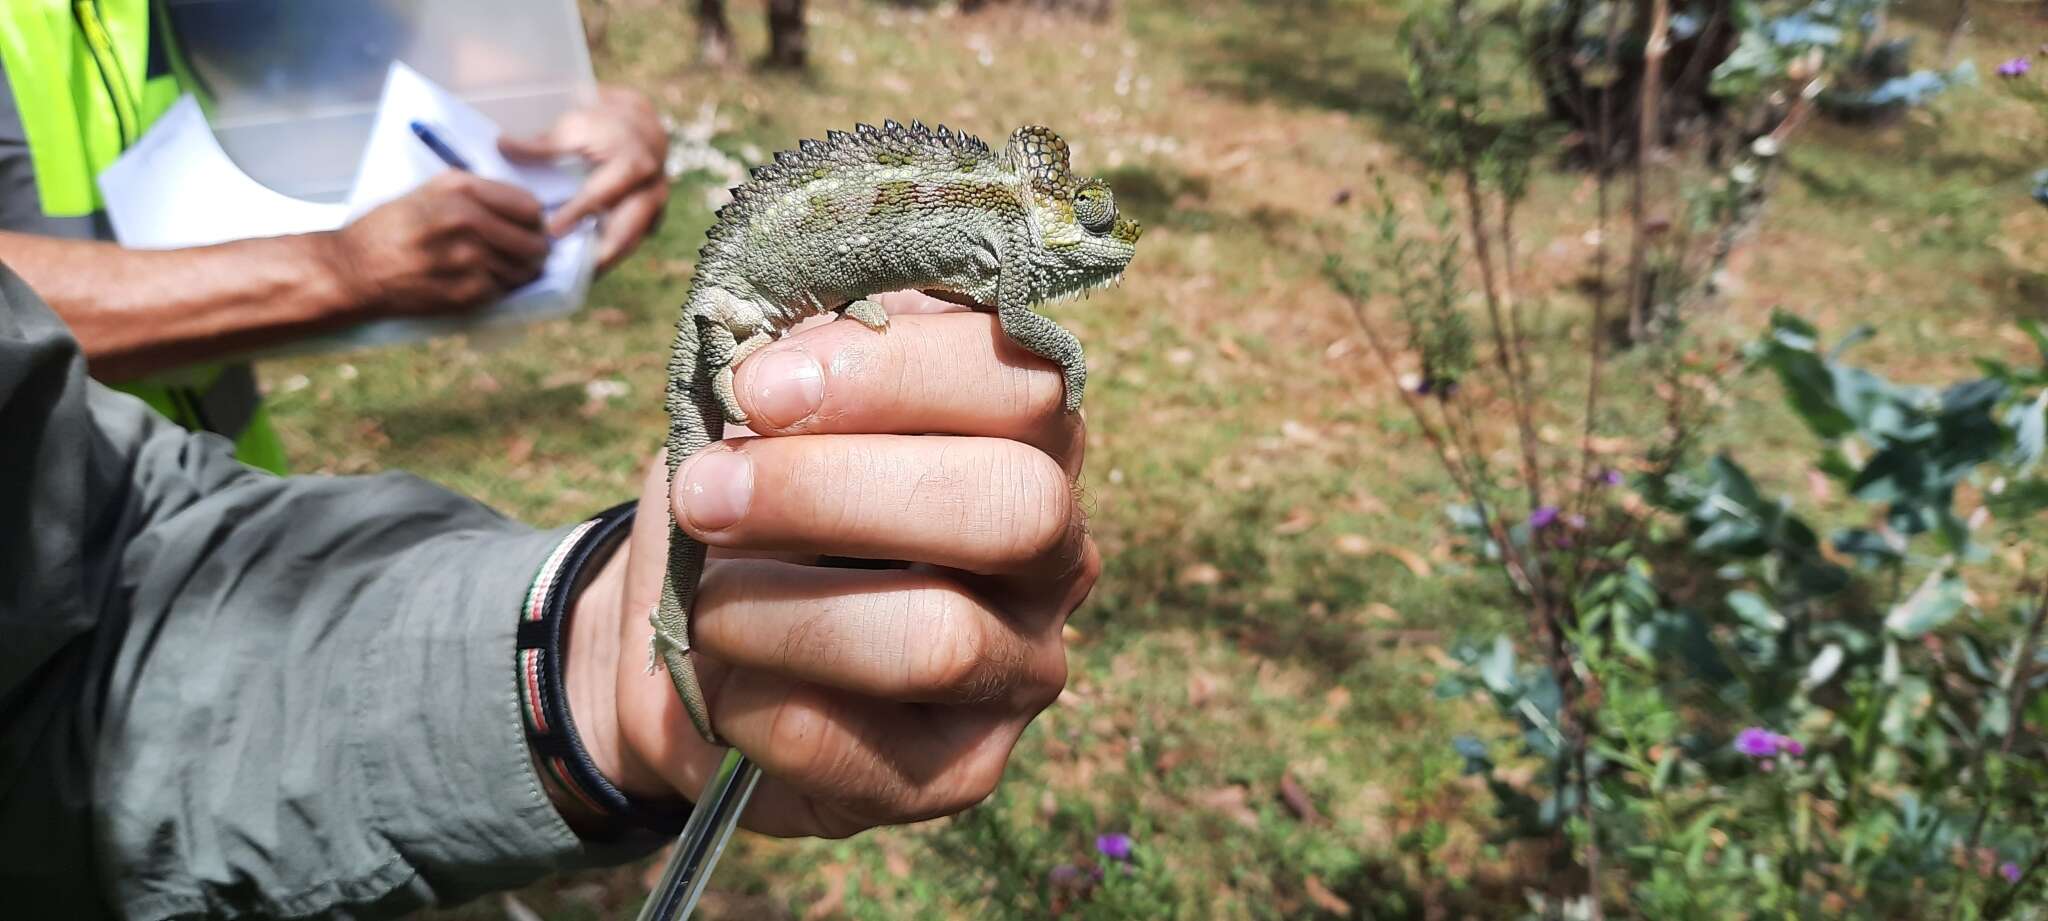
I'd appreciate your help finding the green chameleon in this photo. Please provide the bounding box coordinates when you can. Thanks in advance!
[656,120,1143,741]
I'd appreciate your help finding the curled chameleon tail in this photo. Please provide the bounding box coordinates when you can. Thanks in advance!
[654,312,724,742]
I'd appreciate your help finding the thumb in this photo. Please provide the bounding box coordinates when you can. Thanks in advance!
[499,132,564,162]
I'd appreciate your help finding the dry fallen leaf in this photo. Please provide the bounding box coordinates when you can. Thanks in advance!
[1274,507,1317,535]
[1280,419,1321,444]
[1192,784,1261,829]
[1178,563,1224,586]
[802,864,849,921]
[1279,771,1324,824]
[1378,545,1434,577]
[1334,534,1373,555]
[504,435,536,467]
[1304,874,1353,916]
[1186,670,1221,708]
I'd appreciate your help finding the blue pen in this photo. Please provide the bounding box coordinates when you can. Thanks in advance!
[409,120,474,172]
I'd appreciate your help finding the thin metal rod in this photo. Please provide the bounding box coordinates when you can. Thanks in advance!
[635,750,763,921]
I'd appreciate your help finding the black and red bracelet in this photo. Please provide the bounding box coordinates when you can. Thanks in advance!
[516,501,693,839]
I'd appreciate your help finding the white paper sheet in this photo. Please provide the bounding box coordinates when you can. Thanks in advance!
[100,97,351,249]
[324,62,596,350]
[95,62,596,357]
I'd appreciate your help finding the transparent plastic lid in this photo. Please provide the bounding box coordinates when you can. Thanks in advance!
[161,0,595,202]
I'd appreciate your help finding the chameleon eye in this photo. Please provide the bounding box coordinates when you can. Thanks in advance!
[1074,182,1117,234]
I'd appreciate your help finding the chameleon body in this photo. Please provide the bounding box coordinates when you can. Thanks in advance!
[657,120,1141,741]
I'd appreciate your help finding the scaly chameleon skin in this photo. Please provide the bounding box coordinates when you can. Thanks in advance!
[657,120,1142,743]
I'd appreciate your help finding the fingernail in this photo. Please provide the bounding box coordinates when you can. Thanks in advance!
[676,450,753,532]
[748,346,824,428]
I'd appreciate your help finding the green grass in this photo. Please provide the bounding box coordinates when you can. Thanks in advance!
[269,1,2048,917]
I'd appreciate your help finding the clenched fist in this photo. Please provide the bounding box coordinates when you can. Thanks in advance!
[562,292,1095,836]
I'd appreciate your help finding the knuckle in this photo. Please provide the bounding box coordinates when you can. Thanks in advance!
[1067,538,1105,602]
[995,449,1075,563]
[911,586,994,699]
[447,239,484,268]
[929,755,1006,817]
[453,276,498,305]
[1017,647,1069,711]
[762,687,839,782]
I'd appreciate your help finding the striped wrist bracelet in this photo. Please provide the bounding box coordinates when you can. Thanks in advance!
[516,500,693,838]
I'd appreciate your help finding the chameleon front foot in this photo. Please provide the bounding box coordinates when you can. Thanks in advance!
[710,331,776,426]
[998,306,1087,412]
[842,298,890,331]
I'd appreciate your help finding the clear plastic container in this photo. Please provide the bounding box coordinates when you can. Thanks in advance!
[161,0,596,202]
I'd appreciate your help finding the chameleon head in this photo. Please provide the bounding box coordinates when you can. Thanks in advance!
[1007,126,1143,303]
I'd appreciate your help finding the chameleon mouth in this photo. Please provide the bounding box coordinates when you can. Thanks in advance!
[1044,272,1127,305]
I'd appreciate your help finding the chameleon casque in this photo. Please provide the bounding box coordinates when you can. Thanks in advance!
[656,120,1142,741]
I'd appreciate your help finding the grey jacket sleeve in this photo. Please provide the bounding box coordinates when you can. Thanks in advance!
[0,266,624,918]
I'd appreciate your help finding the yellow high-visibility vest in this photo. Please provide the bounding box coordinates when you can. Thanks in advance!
[0,1,287,473]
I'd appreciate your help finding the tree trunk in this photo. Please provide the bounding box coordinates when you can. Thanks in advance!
[695,0,734,66]
[766,0,807,70]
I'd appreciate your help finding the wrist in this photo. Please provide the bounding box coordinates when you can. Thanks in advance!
[302,229,387,319]
[565,537,667,800]
[516,505,691,839]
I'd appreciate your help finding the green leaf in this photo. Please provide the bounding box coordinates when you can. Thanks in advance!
[2011,390,2048,475]
[1885,570,1967,639]
[1833,527,1903,566]
[1727,590,1786,632]
[2022,318,2048,366]
[1802,643,1845,690]
[1479,634,1517,694]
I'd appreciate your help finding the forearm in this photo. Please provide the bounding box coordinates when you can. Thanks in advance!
[0,260,652,918]
[0,230,362,380]
[93,457,627,917]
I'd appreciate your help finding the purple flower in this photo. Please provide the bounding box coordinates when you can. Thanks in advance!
[1999,56,2032,78]
[1529,506,1561,530]
[1734,726,1804,759]
[1734,727,1779,757]
[1095,833,1135,861]
[1598,468,1625,487]
[2003,862,2023,884]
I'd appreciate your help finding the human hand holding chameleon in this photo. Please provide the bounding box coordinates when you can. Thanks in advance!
[559,291,1098,836]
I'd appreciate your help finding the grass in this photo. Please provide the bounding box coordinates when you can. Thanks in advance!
[261,0,2048,917]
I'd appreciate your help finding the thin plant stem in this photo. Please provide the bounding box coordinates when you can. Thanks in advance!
[1342,295,1540,600]
[1624,0,1670,342]
[1459,168,1548,519]
[1950,580,2048,920]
